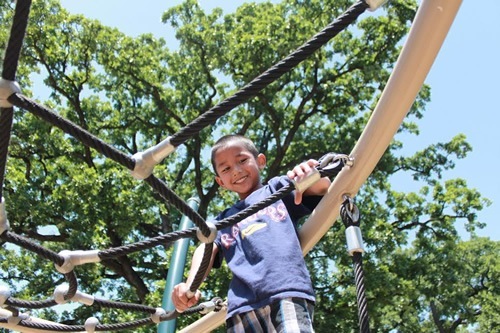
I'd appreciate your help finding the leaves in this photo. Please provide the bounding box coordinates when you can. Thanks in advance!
[0,0,497,331]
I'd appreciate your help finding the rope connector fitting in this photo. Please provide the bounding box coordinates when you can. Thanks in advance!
[55,250,101,274]
[198,297,223,315]
[0,285,11,306]
[84,317,100,333]
[196,222,217,244]
[131,137,176,180]
[7,312,29,326]
[151,307,166,324]
[0,78,21,108]
[0,197,10,236]
[54,284,95,305]
[345,225,365,256]
[365,0,388,11]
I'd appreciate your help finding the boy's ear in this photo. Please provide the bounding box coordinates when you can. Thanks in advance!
[257,153,266,170]
[215,176,225,188]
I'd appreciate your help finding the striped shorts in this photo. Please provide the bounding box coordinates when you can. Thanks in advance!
[226,297,315,333]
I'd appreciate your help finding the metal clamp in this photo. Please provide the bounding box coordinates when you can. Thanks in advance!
[196,222,217,244]
[341,196,365,256]
[130,137,176,180]
[0,78,21,108]
[365,0,388,11]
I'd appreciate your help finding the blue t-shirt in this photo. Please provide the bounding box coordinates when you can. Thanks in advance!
[213,176,321,318]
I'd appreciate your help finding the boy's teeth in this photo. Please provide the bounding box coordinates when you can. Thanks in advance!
[235,176,246,184]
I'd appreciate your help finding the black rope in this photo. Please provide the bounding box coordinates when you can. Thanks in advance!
[97,184,295,260]
[99,158,346,259]
[1,230,65,266]
[0,107,14,199]
[0,156,347,331]
[7,93,208,234]
[2,270,78,310]
[93,298,157,314]
[189,241,214,294]
[144,175,210,237]
[352,252,370,333]
[0,0,367,329]
[1,0,32,81]
[7,93,136,170]
[64,271,79,300]
[0,298,222,332]
[98,224,197,260]
[3,298,57,310]
[340,199,371,333]
[168,0,369,148]
[9,317,154,332]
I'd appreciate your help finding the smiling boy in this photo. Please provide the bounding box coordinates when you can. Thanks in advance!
[172,135,331,332]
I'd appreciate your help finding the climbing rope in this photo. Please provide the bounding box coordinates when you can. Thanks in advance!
[0,0,374,330]
[340,196,371,333]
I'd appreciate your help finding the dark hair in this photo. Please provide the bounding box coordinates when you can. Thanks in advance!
[211,135,259,174]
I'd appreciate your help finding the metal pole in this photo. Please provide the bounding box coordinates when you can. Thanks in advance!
[158,197,200,333]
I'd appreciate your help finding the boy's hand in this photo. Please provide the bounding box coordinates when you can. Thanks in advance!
[171,282,202,312]
[287,159,319,204]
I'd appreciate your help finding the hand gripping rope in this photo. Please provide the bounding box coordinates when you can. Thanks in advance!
[340,196,370,333]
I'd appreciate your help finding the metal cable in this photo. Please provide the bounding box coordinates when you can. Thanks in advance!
[1,0,32,80]
[168,0,369,148]
[340,199,371,333]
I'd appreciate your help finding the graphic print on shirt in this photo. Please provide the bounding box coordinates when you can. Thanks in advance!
[221,202,288,249]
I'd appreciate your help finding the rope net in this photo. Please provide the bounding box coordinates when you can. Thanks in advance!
[0,0,369,331]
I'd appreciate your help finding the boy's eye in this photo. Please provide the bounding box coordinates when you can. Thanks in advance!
[240,158,248,164]
[221,167,230,174]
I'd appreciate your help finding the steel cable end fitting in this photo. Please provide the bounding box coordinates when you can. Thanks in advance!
[196,221,217,244]
[55,250,101,274]
[345,225,365,256]
[84,317,99,333]
[0,78,21,108]
[0,285,11,306]
[7,312,29,326]
[54,284,95,306]
[365,0,388,11]
[151,308,166,324]
[131,137,176,180]
[199,300,218,315]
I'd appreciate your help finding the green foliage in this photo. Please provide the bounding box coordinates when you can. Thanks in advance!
[0,0,497,332]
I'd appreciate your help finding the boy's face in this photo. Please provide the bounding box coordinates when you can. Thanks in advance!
[214,144,266,200]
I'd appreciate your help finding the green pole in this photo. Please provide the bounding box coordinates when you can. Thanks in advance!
[158,197,200,333]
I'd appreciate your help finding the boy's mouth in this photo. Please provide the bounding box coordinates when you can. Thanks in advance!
[233,175,248,184]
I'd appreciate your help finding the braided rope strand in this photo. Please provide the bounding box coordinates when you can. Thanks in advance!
[1,0,32,80]
[352,252,371,333]
[0,0,368,330]
[0,107,14,198]
[7,93,136,170]
[168,0,369,147]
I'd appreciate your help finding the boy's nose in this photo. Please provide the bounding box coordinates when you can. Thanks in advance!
[233,164,242,174]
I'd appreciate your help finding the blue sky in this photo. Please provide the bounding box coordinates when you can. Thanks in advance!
[57,0,499,241]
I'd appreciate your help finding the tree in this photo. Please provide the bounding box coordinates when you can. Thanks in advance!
[0,0,496,332]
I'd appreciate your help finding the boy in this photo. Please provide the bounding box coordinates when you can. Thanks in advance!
[172,134,331,332]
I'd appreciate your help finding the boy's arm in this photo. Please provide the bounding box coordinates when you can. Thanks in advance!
[287,159,331,204]
[171,242,219,312]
